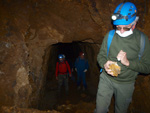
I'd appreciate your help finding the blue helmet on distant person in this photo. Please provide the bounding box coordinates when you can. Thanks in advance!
[112,2,137,25]
[58,54,64,59]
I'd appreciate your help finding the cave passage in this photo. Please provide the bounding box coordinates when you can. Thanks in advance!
[47,42,82,81]
[38,42,98,111]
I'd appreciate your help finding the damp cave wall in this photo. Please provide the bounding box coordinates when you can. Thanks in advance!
[0,0,150,111]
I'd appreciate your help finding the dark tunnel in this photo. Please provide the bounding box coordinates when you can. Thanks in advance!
[46,42,83,81]
[38,41,99,111]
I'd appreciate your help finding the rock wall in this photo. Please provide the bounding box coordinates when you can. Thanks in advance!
[0,0,101,109]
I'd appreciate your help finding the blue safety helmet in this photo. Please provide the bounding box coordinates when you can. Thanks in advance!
[112,2,137,25]
[58,54,64,59]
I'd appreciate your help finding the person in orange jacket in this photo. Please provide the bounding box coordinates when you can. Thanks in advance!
[55,54,72,95]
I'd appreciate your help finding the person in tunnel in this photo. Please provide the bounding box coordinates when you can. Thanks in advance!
[95,2,150,113]
[55,54,72,96]
[75,52,89,91]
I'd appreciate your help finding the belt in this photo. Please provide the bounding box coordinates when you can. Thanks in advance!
[58,72,67,75]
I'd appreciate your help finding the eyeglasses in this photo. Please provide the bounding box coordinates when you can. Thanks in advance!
[116,26,131,31]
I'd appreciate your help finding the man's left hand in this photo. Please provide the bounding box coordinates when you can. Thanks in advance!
[117,50,129,66]
[84,69,87,72]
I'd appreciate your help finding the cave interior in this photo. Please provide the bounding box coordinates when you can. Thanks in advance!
[0,0,150,113]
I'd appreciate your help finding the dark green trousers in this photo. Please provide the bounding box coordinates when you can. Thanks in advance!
[95,73,135,113]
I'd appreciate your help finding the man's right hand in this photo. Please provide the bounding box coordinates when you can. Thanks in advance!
[104,60,115,76]
[56,76,58,80]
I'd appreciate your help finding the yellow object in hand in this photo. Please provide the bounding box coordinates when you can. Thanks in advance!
[108,62,121,77]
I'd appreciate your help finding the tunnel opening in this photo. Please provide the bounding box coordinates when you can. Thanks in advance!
[38,41,100,112]
[47,42,82,82]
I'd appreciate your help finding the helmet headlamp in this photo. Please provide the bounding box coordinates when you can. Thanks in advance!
[59,56,63,59]
[58,54,64,59]
[112,13,136,21]
[111,13,120,20]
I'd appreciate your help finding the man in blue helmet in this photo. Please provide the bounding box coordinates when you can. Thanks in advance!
[95,2,150,113]
[55,54,72,96]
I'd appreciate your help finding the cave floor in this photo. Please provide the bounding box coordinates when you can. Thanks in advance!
[39,72,97,113]
[39,73,147,113]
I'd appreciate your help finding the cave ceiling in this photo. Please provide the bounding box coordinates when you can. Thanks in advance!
[0,0,149,45]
